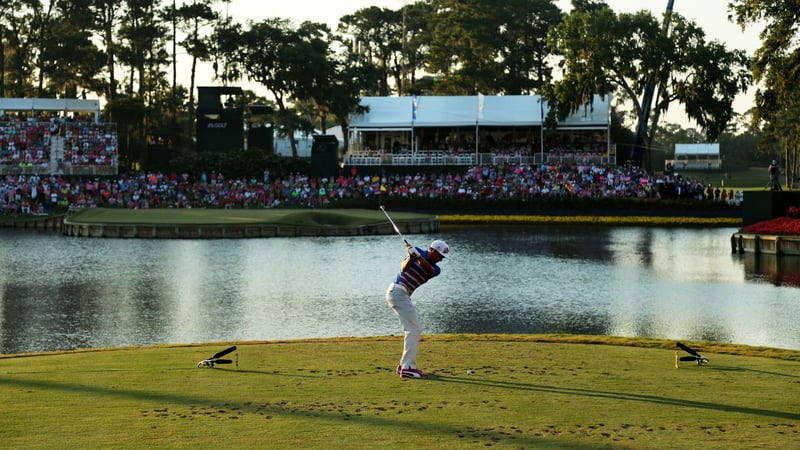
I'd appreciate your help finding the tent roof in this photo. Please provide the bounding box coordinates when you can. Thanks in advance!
[479,95,543,125]
[0,98,100,112]
[349,97,411,129]
[349,94,607,130]
[548,95,610,129]
[675,143,720,155]
[415,95,478,126]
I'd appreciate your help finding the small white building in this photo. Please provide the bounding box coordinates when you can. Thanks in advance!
[273,126,343,158]
[667,143,721,170]
[274,131,314,157]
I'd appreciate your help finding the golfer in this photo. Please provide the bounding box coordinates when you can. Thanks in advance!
[386,239,449,379]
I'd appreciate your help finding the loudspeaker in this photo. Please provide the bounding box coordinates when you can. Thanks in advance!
[311,135,339,179]
[248,125,273,152]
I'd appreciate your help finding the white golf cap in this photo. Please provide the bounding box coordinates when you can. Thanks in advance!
[430,239,450,258]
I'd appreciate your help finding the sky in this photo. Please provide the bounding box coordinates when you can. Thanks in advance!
[199,0,764,128]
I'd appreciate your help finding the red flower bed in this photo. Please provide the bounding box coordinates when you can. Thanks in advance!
[740,216,800,235]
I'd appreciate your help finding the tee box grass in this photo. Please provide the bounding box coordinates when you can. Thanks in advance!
[1,335,798,449]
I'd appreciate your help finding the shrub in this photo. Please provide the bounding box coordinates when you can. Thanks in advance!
[741,216,800,234]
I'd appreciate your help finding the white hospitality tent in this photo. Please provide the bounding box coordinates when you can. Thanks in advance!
[670,143,721,170]
[348,94,610,162]
[0,98,101,122]
[349,94,548,130]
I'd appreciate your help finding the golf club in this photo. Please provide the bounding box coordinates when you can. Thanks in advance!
[379,205,410,247]
[196,345,237,368]
[676,342,709,365]
[380,205,422,259]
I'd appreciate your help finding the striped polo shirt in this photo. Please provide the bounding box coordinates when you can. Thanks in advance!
[395,249,441,295]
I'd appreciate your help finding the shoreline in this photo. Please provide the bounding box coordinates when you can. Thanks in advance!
[59,208,439,238]
[0,208,743,238]
[60,218,440,239]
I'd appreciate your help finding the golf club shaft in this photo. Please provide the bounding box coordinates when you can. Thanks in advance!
[379,205,410,246]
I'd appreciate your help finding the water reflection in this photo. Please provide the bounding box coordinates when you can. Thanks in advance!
[743,253,800,287]
[0,226,799,354]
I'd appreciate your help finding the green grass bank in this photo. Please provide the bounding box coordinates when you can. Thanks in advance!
[63,207,430,226]
[57,207,739,233]
[2,335,798,449]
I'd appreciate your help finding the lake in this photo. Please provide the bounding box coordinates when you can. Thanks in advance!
[1,225,798,354]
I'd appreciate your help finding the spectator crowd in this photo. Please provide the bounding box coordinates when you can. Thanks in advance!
[2,161,741,215]
[0,114,118,170]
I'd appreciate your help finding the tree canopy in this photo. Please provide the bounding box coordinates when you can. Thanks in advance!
[0,0,768,176]
[545,2,751,169]
[731,0,800,188]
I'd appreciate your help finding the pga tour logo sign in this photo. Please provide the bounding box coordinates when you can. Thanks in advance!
[207,122,228,129]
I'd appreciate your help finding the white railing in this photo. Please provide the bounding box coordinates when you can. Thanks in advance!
[665,159,722,170]
[344,151,617,167]
[0,162,118,176]
[343,151,480,166]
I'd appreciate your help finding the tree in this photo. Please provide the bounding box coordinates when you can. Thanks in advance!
[731,0,800,188]
[115,0,170,168]
[425,0,505,94]
[0,0,41,97]
[753,57,800,189]
[337,7,403,96]
[29,0,55,97]
[222,18,329,158]
[37,0,105,98]
[336,2,434,97]
[291,21,337,134]
[327,30,381,154]
[91,0,122,107]
[546,2,750,170]
[397,1,432,96]
[117,0,169,99]
[172,0,220,149]
[717,125,761,169]
[424,0,561,95]
[492,0,562,94]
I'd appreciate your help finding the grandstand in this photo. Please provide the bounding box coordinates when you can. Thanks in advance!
[0,98,118,177]
[345,94,614,169]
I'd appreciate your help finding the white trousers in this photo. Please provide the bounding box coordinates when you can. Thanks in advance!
[386,283,421,369]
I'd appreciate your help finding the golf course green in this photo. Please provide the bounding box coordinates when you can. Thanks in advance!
[2,335,798,449]
[56,207,740,239]
[60,208,440,238]
[64,208,425,226]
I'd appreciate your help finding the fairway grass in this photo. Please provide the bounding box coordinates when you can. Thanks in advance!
[65,208,433,227]
[63,208,741,231]
[2,335,798,449]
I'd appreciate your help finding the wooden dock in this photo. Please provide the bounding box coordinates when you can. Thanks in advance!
[731,233,800,255]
